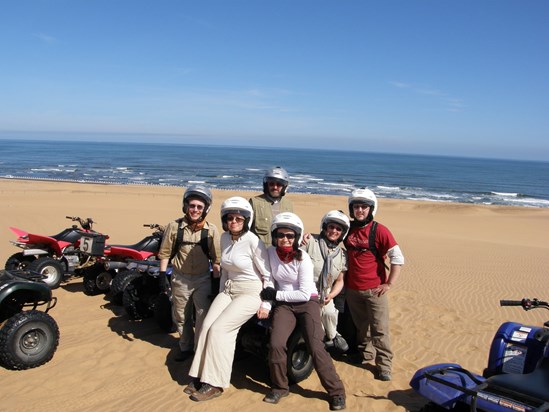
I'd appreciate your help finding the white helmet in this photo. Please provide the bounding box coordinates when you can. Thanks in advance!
[263,166,290,196]
[220,196,254,231]
[270,212,304,247]
[182,185,213,220]
[348,188,377,221]
[321,210,350,242]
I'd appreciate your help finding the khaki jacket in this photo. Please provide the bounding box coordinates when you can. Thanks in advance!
[158,218,220,275]
[249,194,293,246]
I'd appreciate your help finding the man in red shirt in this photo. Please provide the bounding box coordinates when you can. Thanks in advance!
[344,188,404,381]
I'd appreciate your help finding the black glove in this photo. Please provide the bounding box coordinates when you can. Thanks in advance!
[159,271,167,277]
[260,287,277,301]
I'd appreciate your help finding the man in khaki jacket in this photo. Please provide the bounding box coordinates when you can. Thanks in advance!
[249,166,293,246]
[158,185,221,361]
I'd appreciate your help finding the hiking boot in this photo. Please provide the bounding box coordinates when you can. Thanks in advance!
[183,378,201,395]
[330,394,346,411]
[263,390,289,404]
[332,335,349,353]
[377,371,392,381]
[190,383,223,402]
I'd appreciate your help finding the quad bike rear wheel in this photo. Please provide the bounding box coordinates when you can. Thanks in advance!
[28,257,65,289]
[0,310,60,370]
[5,253,35,271]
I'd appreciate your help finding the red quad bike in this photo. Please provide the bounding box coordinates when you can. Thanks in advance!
[5,216,101,289]
[79,224,164,296]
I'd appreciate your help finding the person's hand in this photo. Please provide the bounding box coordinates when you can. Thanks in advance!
[257,307,270,319]
[375,283,392,296]
[212,264,221,278]
[260,287,277,301]
[301,233,311,246]
[323,295,333,305]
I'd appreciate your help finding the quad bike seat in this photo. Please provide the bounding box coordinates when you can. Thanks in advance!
[484,357,549,403]
[113,237,159,253]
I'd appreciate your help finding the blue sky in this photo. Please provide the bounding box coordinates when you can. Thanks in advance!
[1,1,548,161]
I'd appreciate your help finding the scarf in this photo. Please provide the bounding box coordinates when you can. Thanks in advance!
[276,246,296,263]
[318,238,341,303]
[185,216,206,232]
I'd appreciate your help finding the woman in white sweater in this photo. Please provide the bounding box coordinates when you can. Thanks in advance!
[186,197,272,402]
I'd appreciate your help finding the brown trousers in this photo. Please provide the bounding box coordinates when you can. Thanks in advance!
[268,300,345,397]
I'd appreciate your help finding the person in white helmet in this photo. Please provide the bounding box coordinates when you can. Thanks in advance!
[344,188,404,382]
[302,210,350,353]
[249,166,293,246]
[260,212,346,411]
[158,185,221,362]
[186,197,273,402]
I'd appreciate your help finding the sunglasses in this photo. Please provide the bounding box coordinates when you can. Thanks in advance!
[352,203,371,210]
[227,216,245,222]
[188,203,204,210]
[276,232,296,240]
[327,224,343,232]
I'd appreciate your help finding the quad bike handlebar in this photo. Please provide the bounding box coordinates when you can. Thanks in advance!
[66,216,95,230]
[500,298,549,311]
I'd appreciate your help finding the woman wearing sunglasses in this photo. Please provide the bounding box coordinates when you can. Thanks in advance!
[260,212,346,411]
[186,197,273,402]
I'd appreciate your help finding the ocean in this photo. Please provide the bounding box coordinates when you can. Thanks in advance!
[1,139,548,208]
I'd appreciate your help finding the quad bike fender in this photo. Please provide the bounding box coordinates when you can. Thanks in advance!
[107,246,155,261]
[410,363,483,409]
[9,228,71,256]
[0,281,52,307]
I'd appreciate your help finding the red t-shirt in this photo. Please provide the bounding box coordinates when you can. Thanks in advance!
[344,221,397,291]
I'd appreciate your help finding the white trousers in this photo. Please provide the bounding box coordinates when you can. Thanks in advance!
[189,278,262,388]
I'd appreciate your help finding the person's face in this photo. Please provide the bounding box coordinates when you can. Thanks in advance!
[187,199,206,222]
[352,203,371,221]
[226,213,245,233]
[325,223,343,242]
[275,228,296,247]
[267,179,284,198]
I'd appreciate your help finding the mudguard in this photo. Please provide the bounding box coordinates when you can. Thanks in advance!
[484,321,547,377]
[409,363,483,409]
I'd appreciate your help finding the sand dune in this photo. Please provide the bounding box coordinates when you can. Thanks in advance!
[1,179,548,411]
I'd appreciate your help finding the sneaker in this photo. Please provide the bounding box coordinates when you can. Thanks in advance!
[189,383,223,402]
[263,390,289,404]
[377,371,392,381]
[183,378,201,395]
[330,395,346,410]
[332,335,349,353]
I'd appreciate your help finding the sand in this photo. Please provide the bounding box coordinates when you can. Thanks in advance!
[1,178,548,412]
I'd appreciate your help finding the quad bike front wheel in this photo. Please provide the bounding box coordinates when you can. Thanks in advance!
[153,293,176,333]
[110,270,142,305]
[286,329,314,384]
[0,310,60,370]
[123,280,154,320]
[5,252,35,271]
[28,257,65,289]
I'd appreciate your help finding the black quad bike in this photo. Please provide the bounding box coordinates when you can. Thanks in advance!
[0,269,60,370]
[236,315,314,384]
